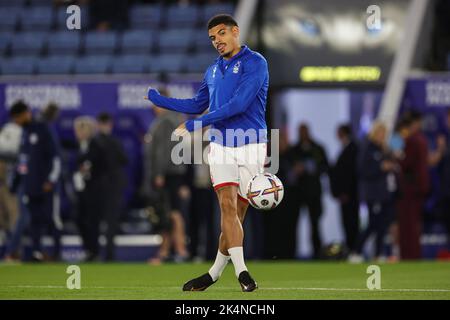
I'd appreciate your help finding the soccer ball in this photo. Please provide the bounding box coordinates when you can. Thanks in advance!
[246,173,284,210]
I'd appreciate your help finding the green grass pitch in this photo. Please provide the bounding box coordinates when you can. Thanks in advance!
[1,261,450,299]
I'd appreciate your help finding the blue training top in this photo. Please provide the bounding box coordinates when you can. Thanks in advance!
[147,45,269,147]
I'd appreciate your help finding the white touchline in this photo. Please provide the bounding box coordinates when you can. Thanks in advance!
[262,287,450,293]
[2,286,450,293]
[167,286,450,293]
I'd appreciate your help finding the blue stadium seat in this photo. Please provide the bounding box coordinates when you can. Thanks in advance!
[111,54,151,74]
[0,8,20,31]
[28,0,53,5]
[47,31,81,55]
[20,6,55,31]
[202,3,234,22]
[185,53,218,73]
[192,31,215,53]
[0,32,13,54]
[0,56,37,75]
[37,55,76,74]
[149,54,185,73]
[0,0,26,7]
[84,31,118,54]
[120,30,154,54]
[10,31,48,55]
[74,55,112,74]
[56,6,89,30]
[166,5,199,28]
[129,4,162,30]
[158,29,193,53]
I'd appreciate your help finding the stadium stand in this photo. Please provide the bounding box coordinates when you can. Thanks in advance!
[0,1,235,75]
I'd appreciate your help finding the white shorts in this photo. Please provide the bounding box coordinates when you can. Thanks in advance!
[208,142,267,202]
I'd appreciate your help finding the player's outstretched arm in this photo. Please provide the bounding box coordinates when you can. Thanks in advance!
[145,80,209,115]
[184,58,267,132]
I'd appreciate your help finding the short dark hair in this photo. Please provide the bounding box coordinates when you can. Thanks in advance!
[337,124,352,137]
[42,103,60,122]
[395,116,412,131]
[96,112,112,123]
[207,14,238,30]
[404,110,423,123]
[9,100,29,118]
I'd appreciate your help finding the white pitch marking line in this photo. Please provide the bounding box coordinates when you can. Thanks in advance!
[2,286,450,293]
[262,287,450,293]
[171,286,450,293]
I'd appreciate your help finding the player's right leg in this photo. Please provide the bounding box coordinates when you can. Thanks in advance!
[182,185,241,291]
[183,143,239,291]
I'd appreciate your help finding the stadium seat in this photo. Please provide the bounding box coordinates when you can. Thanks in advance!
[111,54,151,74]
[192,31,215,53]
[202,3,234,22]
[84,31,118,54]
[0,0,25,6]
[74,55,112,74]
[158,29,194,53]
[55,6,89,30]
[185,53,218,73]
[0,8,20,31]
[0,32,13,54]
[28,0,52,5]
[165,5,199,29]
[10,31,48,55]
[120,30,154,54]
[149,54,185,73]
[0,56,37,75]
[20,6,55,31]
[129,4,162,30]
[47,31,81,55]
[36,55,76,74]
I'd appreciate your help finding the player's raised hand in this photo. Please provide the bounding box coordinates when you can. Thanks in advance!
[174,122,189,137]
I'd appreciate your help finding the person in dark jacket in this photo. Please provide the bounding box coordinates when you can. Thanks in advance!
[95,113,128,261]
[143,103,190,264]
[287,123,329,259]
[11,101,61,262]
[330,124,359,253]
[348,122,398,263]
[440,110,450,251]
[74,116,105,261]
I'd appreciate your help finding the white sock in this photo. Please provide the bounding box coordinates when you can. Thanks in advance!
[208,251,230,281]
[228,247,248,277]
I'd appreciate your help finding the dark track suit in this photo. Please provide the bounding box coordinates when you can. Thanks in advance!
[16,120,61,257]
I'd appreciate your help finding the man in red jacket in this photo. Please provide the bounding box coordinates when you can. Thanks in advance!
[397,111,430,260]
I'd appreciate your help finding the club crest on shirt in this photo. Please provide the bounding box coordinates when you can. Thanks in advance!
[233,61,241,74]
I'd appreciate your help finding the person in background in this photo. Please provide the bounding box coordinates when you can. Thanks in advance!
[143,90,190,265]
[0,105,24,261]
[397,111,430,260]
[330,124,359,254]
[73,116,104,262]
[287,123,329,259]
[95,113,128,261]
[11,101,61,262]
[348,122,399,263]
[187,127,216,261]
[386,117,412,262]
[437,109,450,257]
[261,129,297,259]
[39,103,64,261]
